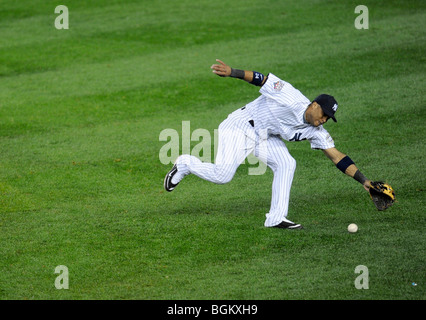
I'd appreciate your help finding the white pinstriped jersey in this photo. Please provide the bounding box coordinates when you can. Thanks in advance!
[244,73,335,150]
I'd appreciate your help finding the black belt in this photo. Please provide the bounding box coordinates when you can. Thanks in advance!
[241,107,254,127]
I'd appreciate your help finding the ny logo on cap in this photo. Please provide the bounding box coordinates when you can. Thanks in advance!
[332,103,338,112]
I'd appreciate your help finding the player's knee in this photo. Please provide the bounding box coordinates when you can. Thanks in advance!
[214,173,234,184]
[270,156,296,173]
[213,166,235,184]
[287,157,296,171]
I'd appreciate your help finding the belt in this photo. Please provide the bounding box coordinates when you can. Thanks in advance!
[241,107,254,127]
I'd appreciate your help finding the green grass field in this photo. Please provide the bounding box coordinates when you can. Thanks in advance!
[0,0,425,300]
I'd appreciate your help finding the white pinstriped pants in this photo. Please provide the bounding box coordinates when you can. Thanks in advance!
[175,108,296,227]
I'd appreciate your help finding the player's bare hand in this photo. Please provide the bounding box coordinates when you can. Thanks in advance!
[211,59,231,77]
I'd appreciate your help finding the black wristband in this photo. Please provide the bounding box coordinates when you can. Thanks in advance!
[353,170,367,185]
[336,155,354,173]
[230,68,245,79]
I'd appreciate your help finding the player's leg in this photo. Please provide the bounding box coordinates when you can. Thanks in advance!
[255,135,299,228]
[171,115,255,185]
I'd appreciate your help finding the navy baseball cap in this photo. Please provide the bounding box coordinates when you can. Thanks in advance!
[313,94,338,122]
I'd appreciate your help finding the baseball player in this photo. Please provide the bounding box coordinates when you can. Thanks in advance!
[164,59,372,229]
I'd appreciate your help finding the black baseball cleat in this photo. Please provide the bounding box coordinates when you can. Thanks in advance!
[164,164,179,192]
[273,220,303,230]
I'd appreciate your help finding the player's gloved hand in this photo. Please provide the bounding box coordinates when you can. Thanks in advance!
[211,59,231,77]
[369,181,395,211]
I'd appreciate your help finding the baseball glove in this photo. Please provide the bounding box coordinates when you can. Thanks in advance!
[369,181,395,211]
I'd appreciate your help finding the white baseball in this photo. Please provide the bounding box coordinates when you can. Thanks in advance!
[348,223,358,233]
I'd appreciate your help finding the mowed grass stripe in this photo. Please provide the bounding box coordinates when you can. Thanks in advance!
[0,6,424,102]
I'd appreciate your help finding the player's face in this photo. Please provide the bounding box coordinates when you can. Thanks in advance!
[306,103,329,127]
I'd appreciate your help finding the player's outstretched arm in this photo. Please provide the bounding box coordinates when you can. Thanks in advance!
[322,147,371,191]
[211,59,267,86]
